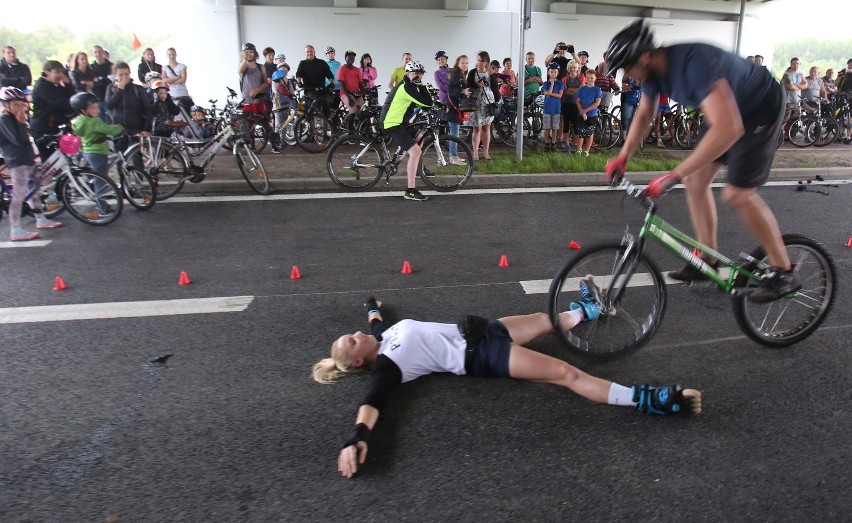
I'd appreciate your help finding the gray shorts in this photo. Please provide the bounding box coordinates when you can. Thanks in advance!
[542,113,561,130]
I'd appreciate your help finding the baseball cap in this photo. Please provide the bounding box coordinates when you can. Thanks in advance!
[578,50,589,57]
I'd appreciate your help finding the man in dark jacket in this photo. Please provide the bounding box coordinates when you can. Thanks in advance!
[0,46,32,89]
[105,61,153,145]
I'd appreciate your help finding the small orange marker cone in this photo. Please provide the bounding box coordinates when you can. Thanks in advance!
[569,240,582,250]
[846,237,852,248]
[401,260,412,274]
[289,265,302,279]
[178,271,192,285]
[498,254,509,267]
[53,276,67,291]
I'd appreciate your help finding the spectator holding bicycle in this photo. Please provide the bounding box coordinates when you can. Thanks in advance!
[802,66,827,105]
[620,74,641,142]
[522,51,542,98]
[30,60,75,162]
[323,295,702,479]
[0,87,63,240]
[70,91,124,201]
[137,48,162,84]
[150,81,182,138]
[446,54,469,166]
[604,19,800,302]
[295,45,334,115]
[338,50,364,131]
[379,60,434,201]
[498,57,517,99]
[388,53,412,90]
[238,43,271,114]
[105,61,153,149]
[593,61,618,111]
[822,69,837,96]
[782,57,808,125]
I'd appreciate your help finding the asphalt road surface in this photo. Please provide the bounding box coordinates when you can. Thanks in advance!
[2,183,850,521]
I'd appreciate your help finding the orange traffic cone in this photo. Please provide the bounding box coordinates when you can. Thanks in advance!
[498,254,509,267]
[53,276,67,291]
[289,265,302,279]
[401,260,412,274]
[846,237,852,248]
[178,271,192,285]
[569,240,581,250]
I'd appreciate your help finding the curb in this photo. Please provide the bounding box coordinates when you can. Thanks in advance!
[179,167,852,194]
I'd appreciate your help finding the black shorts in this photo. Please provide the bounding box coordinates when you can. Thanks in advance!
[577,115,597,137]
[467,320,513,378]
[695,81,785,188]
[383,125,417,151]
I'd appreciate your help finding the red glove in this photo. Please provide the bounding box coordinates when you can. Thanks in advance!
[605,156,628,185]
[643,171,680,199]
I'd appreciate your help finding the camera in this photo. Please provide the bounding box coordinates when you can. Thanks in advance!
[558,45,568,51]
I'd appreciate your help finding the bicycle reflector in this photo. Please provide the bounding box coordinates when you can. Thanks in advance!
[59,135,82,155]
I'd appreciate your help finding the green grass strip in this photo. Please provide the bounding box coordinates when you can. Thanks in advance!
[472,149,681,174]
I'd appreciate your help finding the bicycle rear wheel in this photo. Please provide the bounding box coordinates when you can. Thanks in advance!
[547,242,667,358]
[418,135,474,192]
[732,234,835,347]
[59,170,123,226]
[40,177,65,218]
[233,141,270,195]
[125,138,188,201]
[118,164,157,210]
[325,134,384,190]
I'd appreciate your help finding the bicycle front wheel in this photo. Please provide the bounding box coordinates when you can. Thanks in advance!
[295,115,333,153]
[234,142,270,195]
[547,242,667,358]
[787,116,819,147]
[118,164,157,210]
[325,134,384,190]
[418,135,474,192]
[732,234,835,347]
[59,170,123,226]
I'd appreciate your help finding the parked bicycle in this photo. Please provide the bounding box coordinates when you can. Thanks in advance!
[547,176,835,358]
[326,105,474,191]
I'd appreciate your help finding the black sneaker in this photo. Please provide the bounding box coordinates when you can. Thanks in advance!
[668,260,719,282]
[632,384,702,415]
[748,267,802,303]
[404,189,428,201]
[270,147,282,154]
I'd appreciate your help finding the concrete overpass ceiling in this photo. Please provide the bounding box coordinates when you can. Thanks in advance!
[242,0,776,21]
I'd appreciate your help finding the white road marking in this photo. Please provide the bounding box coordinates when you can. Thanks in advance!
[0,296,254,324]
[520,268,732,294]
[161,180,851,204]
[0,240,52,248]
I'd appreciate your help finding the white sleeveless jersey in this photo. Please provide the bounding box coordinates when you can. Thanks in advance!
[378,319,467,382]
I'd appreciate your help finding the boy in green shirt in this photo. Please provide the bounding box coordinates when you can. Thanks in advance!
[70,92,124,181]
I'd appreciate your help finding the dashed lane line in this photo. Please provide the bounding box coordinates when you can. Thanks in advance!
[0,296,254,324]
[0,240,52,249]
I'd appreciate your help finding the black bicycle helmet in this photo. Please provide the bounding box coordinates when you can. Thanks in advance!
[70,92,99,113]
[604,19,654,77]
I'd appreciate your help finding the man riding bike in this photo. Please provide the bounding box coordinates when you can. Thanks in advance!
[604,19,800,303]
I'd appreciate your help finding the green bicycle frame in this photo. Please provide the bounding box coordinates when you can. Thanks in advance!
[637,208,759,294]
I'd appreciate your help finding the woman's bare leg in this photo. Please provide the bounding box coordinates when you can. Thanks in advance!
[498,312,580,346]
[507,345,611,403]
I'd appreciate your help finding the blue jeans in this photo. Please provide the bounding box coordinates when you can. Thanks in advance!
[621,103,638,132]
[82,152,112,200]
[448,121,460,157]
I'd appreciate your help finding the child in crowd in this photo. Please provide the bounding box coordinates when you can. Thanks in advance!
[655,92,672,148]
[540,62,564,151]
[0,87,63,240]
[70,91,123,216]
[270,68,297,153]
[575,69,602,156]
[189,106,214,139]
[150,80,182,138]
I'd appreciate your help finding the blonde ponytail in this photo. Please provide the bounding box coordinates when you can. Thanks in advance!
[312,341,365,384]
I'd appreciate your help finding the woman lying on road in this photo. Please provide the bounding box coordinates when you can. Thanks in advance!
[313,281,703,479]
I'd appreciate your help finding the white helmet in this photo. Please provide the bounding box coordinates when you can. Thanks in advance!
[405,60,425,73]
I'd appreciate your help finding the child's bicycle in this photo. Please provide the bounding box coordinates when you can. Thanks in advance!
[1,135,122,227]
[547,176,836,358]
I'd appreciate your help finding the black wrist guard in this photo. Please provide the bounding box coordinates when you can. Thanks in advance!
[365,296,380,314]
[342,423,371,449]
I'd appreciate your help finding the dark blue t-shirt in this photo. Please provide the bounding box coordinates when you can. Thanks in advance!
[642,43,775,120]
[577,85,603,116]
[541,80,564,114]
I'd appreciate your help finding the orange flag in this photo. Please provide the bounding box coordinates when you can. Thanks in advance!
[132,34,142,51]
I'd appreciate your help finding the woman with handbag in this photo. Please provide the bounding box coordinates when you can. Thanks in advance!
[446,55,470,166]
[466,51,500,160]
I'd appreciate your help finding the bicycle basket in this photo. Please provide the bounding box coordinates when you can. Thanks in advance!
[58,134,81,155]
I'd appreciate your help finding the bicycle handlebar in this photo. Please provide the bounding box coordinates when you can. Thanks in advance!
[610,176,657,211]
